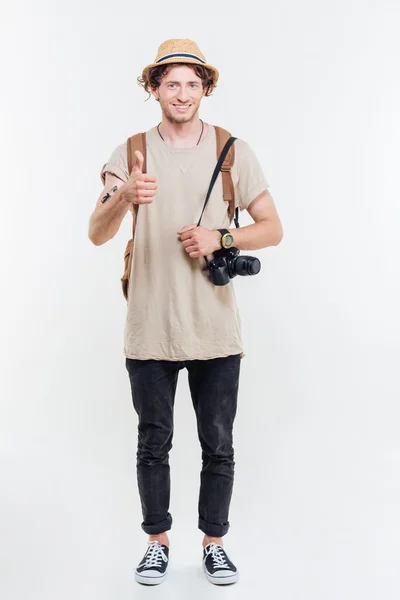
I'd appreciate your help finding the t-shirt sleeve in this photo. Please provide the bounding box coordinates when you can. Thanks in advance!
[100,142,129,185]
[236,142,270,211]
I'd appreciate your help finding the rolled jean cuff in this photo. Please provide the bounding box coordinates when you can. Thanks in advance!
[141,513,173,535]
[198,517,230,537]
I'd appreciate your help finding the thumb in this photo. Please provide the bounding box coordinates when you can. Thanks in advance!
[132,150,144,174]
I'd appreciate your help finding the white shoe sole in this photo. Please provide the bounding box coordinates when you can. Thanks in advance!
[203,563,239,585]
[135,570,167,585]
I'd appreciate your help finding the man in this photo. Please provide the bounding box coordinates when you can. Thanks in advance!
[88,38,283,586]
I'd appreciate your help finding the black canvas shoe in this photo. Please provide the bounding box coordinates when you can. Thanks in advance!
[135,540,169,585]
[203,542,239,585]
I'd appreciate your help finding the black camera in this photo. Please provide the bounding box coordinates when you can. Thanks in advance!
[207,247,261,286]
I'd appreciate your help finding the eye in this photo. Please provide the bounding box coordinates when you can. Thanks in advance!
[168,84,176,89]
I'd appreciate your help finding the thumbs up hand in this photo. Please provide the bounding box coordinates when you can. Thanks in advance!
[126,150,157,205]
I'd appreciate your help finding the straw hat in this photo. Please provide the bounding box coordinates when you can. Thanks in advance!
[141,39,219,86]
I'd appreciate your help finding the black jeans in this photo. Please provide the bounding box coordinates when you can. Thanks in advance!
[125,354,241,538]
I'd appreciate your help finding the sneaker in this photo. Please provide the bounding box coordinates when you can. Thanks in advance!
[203,542,239,585]
[135,540,169,585]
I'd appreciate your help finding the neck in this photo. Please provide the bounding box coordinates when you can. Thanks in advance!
[158,116,207,148]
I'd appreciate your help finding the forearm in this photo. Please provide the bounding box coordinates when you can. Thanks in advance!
[88,185,132,246]
[227,218,283,251]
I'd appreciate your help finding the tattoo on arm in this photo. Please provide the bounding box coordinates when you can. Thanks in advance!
[101,185,118,204]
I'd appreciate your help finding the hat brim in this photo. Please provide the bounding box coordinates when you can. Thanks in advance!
[141,58,219,87]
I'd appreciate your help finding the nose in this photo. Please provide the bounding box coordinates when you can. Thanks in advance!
[177,86,191,103]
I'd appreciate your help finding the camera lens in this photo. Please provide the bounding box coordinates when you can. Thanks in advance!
[234,256,261,276]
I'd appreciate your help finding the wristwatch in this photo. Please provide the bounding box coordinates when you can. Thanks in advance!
[218,229,235,249]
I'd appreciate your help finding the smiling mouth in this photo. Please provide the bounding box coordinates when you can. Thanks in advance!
[173,104,192,111]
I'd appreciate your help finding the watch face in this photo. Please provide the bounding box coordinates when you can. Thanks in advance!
[223,233,234,248]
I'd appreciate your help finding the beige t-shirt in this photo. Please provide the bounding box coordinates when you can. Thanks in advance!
[100,124,269,361]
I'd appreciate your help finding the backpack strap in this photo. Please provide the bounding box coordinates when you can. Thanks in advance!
[214,125,235,222]
[126,132,147,236]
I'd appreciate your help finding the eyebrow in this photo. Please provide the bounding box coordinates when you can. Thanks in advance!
[165,80,200,84]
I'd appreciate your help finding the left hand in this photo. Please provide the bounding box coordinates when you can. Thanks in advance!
[178,224,221,258]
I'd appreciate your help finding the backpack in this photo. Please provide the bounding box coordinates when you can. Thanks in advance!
[121,126,236,301]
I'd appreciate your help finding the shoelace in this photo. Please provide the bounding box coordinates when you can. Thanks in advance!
[205,543,231,570]
[142,541,168,569]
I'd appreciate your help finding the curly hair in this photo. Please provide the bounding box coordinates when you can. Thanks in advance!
[137,63,217,100]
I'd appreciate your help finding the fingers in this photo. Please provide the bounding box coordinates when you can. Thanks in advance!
[177,225,208,258]
[178,224,197,235]
[135,180,157,205]
[136,189,156,198]
[181,239,196,249]
[184,245,202,257]
[127,174,157,205]
[181,236,204,256]
[135,187,156,204]
[179,229,197,242]
[129,172,157,183]
[135,180,158,191]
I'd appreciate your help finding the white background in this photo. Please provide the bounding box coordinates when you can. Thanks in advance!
[1,1,399,599]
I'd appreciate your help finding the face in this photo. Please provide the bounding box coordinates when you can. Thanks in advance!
[151,65,207,124]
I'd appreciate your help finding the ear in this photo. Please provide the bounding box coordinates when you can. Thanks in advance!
[150,87,159,101]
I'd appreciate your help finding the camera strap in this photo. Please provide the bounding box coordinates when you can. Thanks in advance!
[197,136,240,229]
